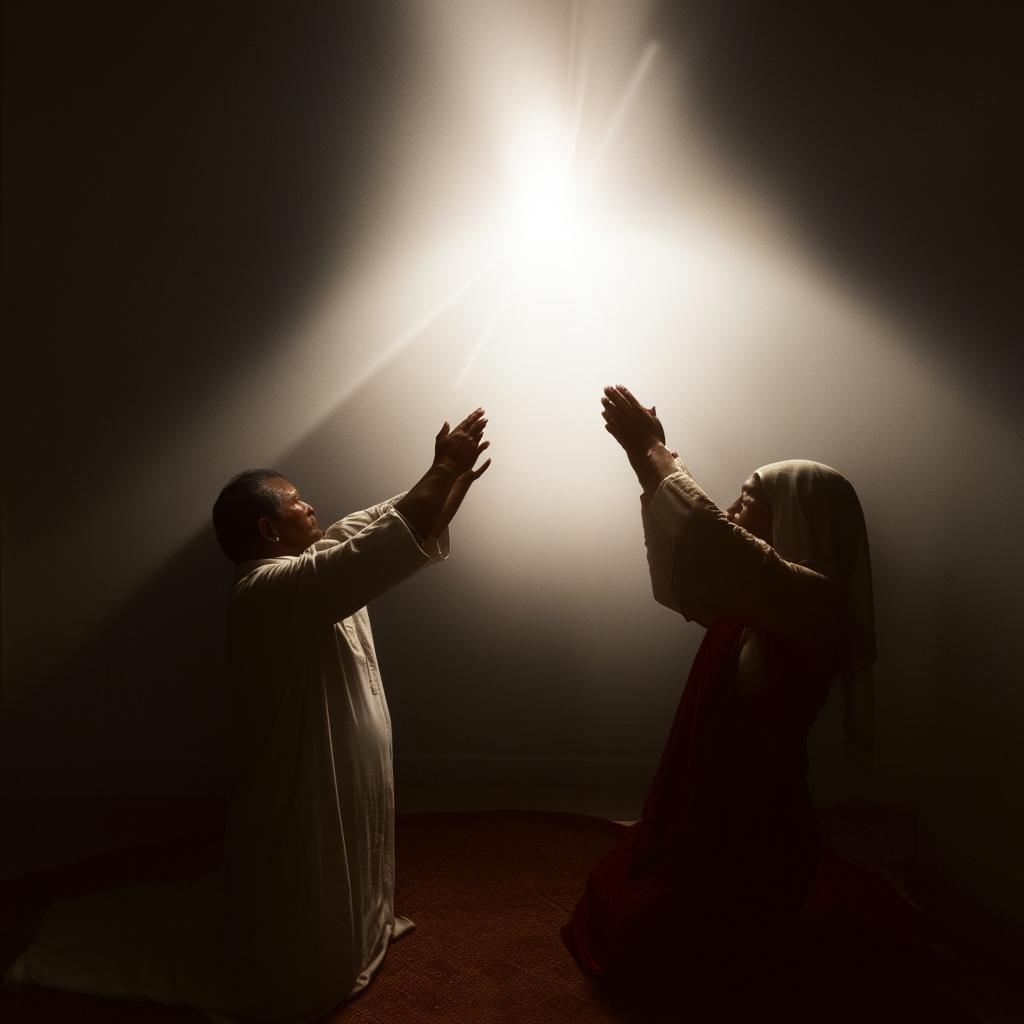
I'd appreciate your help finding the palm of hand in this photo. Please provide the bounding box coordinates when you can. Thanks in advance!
[602,386,665,455]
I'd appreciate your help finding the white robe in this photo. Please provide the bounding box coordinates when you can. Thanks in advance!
[14,497,447,1022]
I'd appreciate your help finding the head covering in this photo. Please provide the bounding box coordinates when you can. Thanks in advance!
[754,460,876,770]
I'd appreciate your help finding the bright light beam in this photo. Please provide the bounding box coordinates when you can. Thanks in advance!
[497,41,660,268]
[454,267,519,387]
[358,32,662,399]
[566,0,589,167]
[583,42,659,184]
[332,249,506,407]
[454,40,664,388]
[501,117,580,253]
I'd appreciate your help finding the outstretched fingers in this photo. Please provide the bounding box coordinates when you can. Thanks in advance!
[601,396,627,427]
[616,385,647,412]
[454,407,486,433]
[602,385,663,436]
[602,408,627,441]
[602,386,629,414]
[602,387,644,428]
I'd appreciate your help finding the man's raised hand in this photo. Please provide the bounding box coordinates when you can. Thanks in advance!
[426,408,491,538]
[434,407,490,476]
[429,459,492,539]
[396,407,492,542]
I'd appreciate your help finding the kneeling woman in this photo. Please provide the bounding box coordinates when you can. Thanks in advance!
[564,386,875,1004]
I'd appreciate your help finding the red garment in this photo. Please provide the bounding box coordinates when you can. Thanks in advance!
[563,618,831,995]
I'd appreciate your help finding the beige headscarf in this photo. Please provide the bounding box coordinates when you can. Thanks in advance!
[754,460,877,770]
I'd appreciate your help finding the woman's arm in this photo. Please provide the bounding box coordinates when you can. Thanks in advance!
[601,385,839,635]
[650,468,839,635]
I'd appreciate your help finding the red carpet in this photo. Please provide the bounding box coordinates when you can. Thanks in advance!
[338,811,625,1024]
[1,809,985,1023]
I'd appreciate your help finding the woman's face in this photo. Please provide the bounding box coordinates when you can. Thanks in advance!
[726,474,773,544]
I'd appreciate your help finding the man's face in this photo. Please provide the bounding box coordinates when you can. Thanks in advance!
[725,474,772,544]
[260,477,323,555]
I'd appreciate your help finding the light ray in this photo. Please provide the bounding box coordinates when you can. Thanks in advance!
[583,41,659,184]
[562,259,609,338]
[565,0,579,111]
[566,1,589,170]
[334,250,506,406]
[454,268,520,388]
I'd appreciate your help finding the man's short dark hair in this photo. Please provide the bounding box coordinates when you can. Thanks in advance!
[212,469,286,563]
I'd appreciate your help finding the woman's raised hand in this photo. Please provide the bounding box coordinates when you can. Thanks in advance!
[601,386,681,492]
[601,386,666,456]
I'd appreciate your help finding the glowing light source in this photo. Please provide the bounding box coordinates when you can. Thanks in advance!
[319,26,668,396]
[502,116,581,251]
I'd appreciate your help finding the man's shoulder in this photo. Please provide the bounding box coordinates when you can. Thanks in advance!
[234,539,342,585]
[235,555,286,581]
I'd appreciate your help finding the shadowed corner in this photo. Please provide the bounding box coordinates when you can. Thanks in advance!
[651,0,1022,418]
[0,526,234,805]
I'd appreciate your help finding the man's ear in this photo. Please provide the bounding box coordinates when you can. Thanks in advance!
[257,516,279,543]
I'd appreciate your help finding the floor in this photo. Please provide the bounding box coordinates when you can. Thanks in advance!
[2,800,1022,1022]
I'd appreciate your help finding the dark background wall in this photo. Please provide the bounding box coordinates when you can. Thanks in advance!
[4,1,1021,923]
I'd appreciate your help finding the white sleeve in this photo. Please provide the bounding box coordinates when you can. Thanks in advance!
[238,506,448,625]
[324,492,451,561]
[641,492,682,614]
[649,470,839,635]
[323,494,406,542]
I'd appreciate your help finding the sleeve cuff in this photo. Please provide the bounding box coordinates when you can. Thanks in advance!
[392,508,450,562]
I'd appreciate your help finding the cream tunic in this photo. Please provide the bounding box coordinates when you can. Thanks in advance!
[16,497,447,1022]
[641,468,839,692]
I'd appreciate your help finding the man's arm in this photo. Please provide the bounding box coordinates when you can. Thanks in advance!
[395,408,491,540]
[237,409,491,624]
[238,510,440,624]
[325,495,407,543]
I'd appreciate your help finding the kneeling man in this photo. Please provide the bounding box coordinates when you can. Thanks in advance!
[9,409,490,1023]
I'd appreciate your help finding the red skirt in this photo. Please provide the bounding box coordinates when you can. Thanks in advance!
[563,619,823,1000]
